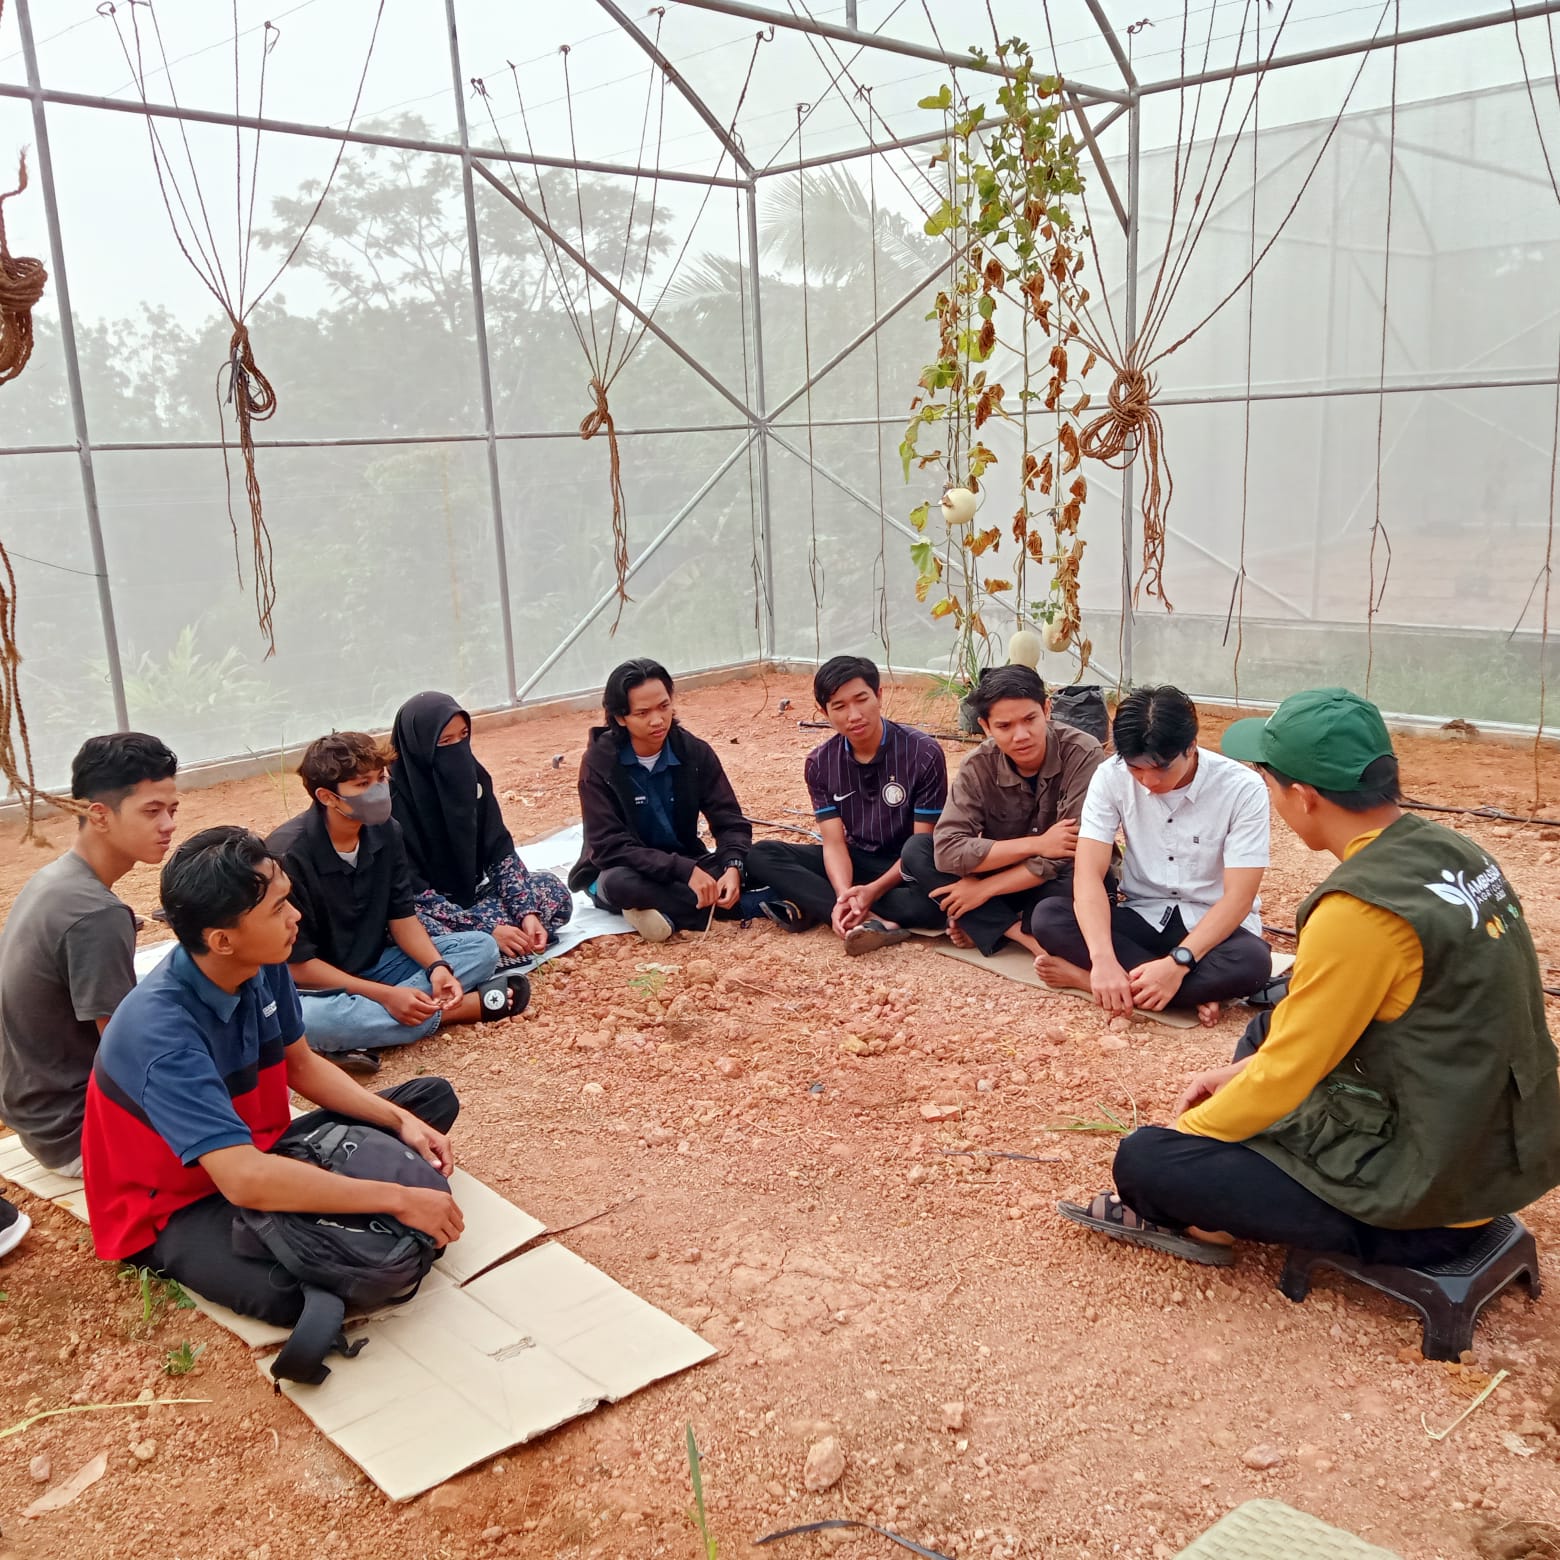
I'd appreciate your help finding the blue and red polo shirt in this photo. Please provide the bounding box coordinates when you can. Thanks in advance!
[81,947,303,1261]
[804,719,948,856]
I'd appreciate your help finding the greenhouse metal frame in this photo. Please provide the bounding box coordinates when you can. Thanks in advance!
[4,0,1560,781]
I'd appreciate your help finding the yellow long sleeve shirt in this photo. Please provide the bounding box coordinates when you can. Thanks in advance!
[1179,829,1422,1141]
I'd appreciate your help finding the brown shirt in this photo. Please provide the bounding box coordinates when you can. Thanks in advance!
[932,721,1106,881]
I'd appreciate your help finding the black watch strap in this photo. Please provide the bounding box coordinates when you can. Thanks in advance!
[425,959,454,979]
[1172,945,1198,970]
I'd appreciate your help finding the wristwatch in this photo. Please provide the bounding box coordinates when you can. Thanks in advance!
[425,959,454,980]
[1171,946,1198,972]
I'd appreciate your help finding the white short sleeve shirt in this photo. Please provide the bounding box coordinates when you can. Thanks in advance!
[1077,747,1270,933]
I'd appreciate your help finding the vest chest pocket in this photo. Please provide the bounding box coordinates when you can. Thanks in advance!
[1305,1078,1398,1185]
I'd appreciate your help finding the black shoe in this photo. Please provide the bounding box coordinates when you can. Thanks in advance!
[760,898,816,933]
[0,1195,32,1259]
[325,1048,381,1077]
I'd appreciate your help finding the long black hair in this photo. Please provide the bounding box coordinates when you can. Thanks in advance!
[602,659,674,726]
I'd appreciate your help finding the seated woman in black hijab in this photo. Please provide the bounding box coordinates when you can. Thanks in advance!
[390,692,572,959]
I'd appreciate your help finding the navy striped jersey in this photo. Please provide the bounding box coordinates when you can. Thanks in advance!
[804,719,948,855]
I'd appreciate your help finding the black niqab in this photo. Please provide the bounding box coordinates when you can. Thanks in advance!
[389,691,514,906]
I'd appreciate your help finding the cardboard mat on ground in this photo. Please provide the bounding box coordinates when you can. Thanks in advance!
[0,1133,713,1498]
[932,941,1294,1029]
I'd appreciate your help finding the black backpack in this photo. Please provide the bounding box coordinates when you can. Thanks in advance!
[234,1117,449,1385]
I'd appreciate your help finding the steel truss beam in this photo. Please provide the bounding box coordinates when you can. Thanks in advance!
[1139,1,1560,96]
[667,0,1131,103]
[0,80,748,190]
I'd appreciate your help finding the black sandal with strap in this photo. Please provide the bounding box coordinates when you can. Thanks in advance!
[1058,1190,1236,1267]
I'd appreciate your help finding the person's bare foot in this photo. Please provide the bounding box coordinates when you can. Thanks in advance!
[1033,952,1092,992]
[946,921,975,949]
[1006,925,1042,956]
[1197,1001,1221,1028]
[1187,1225,1236,1246]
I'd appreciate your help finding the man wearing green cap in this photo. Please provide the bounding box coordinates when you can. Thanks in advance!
[1059,687,1560,1268]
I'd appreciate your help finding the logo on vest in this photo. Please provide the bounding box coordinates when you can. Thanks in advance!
[881,781,907,807]
[1424,861,1509,930]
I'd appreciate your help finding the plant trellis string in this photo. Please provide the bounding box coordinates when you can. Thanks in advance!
[474,21,766,629]
[102,0,387,656]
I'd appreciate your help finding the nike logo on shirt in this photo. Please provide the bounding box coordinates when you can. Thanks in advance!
[832,792,854,802]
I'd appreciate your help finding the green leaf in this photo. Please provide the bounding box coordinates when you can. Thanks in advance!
[917,84,953,111]
[977,294,995,320]
[910,540,937,575]
[909,503,931,532]
[923,202,957,238]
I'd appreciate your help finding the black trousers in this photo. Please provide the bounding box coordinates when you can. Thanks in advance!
[745,839,944,929]
[1029,898,1272,1008]
[1113,1125,1483,1265]
[899,833,1069,955]
[592,851,749,931]
[138,1077,460,1326]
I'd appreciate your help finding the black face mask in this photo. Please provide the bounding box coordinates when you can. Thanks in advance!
[432,739,479,795]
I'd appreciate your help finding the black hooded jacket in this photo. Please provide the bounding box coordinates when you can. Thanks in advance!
[568,722,751,891]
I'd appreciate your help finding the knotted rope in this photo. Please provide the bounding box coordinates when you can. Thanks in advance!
[0,151,47,388]
[579,375,630,626]
[216,321,278,650]
[1078,360,1172,609]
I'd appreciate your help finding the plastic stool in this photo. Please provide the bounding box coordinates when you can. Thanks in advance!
[1278,1214,1541,1361]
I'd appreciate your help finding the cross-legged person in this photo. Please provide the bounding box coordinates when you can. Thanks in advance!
[82,827,464,1325]
[901,666,1104,958]
[0,733,179,1178]
[390,690,572,961]
[568,659,756,944]
[266,733,503,1076]
[1030,685,1273,1026]
[748,655,947,956]
[1058,688,1560,1269]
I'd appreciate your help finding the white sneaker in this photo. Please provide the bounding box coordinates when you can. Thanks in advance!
[623,907,675,944]
[0,1200,31,1260]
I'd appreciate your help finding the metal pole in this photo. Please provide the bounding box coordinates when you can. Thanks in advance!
[1119,87,1141,687]
[446,0,519,705]
[1065,91,1129,234]
[766,257,947,421]
[1138,0,1560,95]
[473,161,763,425]
[592,0,755,178]
[1082,0,1139,91]
[516,435,757,700]
[15,0,129,731]
[668,0,1131,101]
[744,185,777,660]
[0,81,746,190]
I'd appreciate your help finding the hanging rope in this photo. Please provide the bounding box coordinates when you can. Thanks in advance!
[1049,0,1398,610]
[0,150,47,387]
[102,0,385,657]
[860,85,893,666]
[796,105,824,665]
[478,22,766,631]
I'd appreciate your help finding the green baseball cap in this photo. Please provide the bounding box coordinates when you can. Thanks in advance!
[1221,687,1394,791]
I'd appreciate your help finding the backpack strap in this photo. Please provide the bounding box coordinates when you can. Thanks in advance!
[269,1285,369,1386]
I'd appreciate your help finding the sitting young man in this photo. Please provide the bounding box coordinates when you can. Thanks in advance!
[1031,684,1273,1024]
[0,733,179,1175]
[266,733,503,1075]
[1059,688,1560,1267]
[82,827,463,1323]
[901,666,1104,958]
[568,658,756,943]
[748,655,947,956]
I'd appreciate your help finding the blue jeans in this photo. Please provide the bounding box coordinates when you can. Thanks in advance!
[298,931,499,1054]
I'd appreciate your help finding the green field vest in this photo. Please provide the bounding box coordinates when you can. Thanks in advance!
[1248,813,1560,1229]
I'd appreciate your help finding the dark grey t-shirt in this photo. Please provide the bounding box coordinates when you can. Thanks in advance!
[0,852,136,1167]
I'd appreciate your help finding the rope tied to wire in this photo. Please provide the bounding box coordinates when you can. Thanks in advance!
[1077,357,1173,609]
[0,151,47,387]
[216,319,278,651]
[578,375,631,627]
